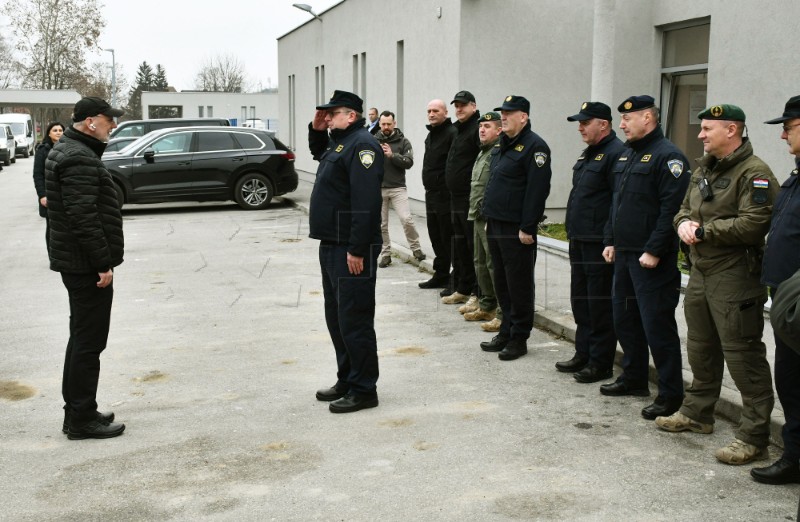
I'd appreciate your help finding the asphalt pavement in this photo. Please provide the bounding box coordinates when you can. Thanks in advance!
[0,157,797,521]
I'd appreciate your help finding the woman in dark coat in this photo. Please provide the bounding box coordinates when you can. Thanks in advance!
[33,121,64,246]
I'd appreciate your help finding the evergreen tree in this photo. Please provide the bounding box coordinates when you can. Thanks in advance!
[126,61,154,120]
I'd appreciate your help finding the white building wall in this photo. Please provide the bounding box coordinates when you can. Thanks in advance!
[141,91,279,128]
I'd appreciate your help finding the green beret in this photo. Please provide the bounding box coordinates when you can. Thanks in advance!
[697,104,746,122]
[482,111,501,122]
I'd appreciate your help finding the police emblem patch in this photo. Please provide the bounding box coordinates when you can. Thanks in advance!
[624,101,633,110]
[359,150,375,168]
[641,154,652,163]
[514,144,525,152]
[594,153,604,161]
[710,105,723,117]
[534,152,548,167]
[667,159,684,178]
[335,144,344,153]
[505,95,513,102]
[582,102,588,109]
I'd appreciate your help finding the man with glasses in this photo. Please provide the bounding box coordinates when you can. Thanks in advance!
[752,95,800,484]
[308,90,384,414]
[46,96,126,439]
[658,104,777,467]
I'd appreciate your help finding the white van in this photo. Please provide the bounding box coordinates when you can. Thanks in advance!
[0,113,34,158]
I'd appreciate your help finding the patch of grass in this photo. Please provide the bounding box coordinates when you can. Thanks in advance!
[538,223,568,241]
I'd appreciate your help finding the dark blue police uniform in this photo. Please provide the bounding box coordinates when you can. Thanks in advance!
[565,130,625,374]
[308,114,384,400]
[483,100,551,359]
[607,122,690,403]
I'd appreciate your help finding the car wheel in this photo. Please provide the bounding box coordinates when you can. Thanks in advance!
[10,152,15,164]
[234,172,273,210]
[2,152,9,166]
[113,181,125,209]
[22,147,29,158]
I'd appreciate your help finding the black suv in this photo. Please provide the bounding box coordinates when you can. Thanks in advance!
[109,117,230,140]
[103,127,298,210]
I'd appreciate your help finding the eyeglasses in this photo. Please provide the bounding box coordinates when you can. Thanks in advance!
[783,122,800,133]
[326,110,352,117]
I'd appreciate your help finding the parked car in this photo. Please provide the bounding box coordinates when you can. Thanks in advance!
[110,117,230,140]
[0,124,15,166]
[0,113,34,157]
[104,136,140,154]
[103,126,298,210]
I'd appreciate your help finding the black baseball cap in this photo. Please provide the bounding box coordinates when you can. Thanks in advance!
[316,90,364,113]
[72,96,124,122]
[618,95,655,113]
[765,95,800,124]
[494,95,530,114]
[567,101,612,122]
[451,90,476,104]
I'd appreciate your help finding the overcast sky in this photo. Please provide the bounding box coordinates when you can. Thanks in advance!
[99,0,340,92]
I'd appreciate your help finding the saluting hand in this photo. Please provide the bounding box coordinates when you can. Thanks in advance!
[312,110,328,131]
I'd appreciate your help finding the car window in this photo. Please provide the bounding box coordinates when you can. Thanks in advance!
[150,132,193,154]
[233,132,265,150]
[116,124,145,138]
[197,132,240,152]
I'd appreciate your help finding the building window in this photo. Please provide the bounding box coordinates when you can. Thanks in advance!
[241,106,247,124]
[250,106,256,119]
[207,106,213,117]
[396,41,404,127]
[660,20,709,161]
[289,74,296,148]
[360,52,367,104]
[198,106,204,117]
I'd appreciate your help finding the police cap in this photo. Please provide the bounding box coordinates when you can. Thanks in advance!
[697,104,746,122]
[617,95,655,113]
[316,90,364,113]
[567,101,612,122]
[764,95,800,124]
[494,95,530,114]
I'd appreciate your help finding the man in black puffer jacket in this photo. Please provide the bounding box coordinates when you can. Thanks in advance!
[46,97,126,440]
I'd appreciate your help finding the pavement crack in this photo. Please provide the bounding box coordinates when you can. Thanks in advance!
[195,252,208,272]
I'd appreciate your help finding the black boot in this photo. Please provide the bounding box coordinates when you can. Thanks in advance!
[480,335,509,352]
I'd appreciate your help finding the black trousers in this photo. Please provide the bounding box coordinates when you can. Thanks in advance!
[487,219,536,341]
[772,287,800,461]
[424,189,452,278]
[61,272,114,422]
[570,240,616,369]
[319,242,380,397]
[451,196,477,295]
[613,250,683,399]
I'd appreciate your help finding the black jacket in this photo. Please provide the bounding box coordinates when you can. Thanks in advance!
[483,122,552,234]
[445,111,481,198]
[422,119,456,191]
[33,142,52,217]
[308,119,384,257]
[762,160,800,289]
[565,131,625,242]
[607,126,690,255]
[46,126,124,274]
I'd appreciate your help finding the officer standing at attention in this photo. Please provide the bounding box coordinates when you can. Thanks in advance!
[480,95,552,361]
[600,95,690,420]
[556,102,624,383]
[751,95,800,484]
[308,90,384,414]
[657,104,776,467]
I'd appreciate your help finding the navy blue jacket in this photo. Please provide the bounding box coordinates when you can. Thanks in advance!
[565,131,625,242]
[308,119,384,257]
[483,122,552,235]
[762,160,800,288]
[607,126,690,255]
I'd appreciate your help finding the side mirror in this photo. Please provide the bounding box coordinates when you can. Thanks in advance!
[143,148,155,163]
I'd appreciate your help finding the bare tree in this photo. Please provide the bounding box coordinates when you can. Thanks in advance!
[4,0,104,90]
[194,54,248,93]
[0,33,19,88]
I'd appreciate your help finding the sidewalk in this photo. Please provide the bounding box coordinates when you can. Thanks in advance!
[284,172,786,448]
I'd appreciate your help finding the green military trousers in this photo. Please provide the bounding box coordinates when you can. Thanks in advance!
[682,261,774,447]
[473,218,501,317]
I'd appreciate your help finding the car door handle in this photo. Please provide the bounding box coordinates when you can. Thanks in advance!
[232,158,244,162]
[177,161,190,166]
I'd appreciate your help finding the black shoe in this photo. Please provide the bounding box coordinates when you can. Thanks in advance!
[62,410,115,434]
[498,339,528,361]
[316,384,347,402]
[555,354,589,373]
[418,274,449,289]
[480,335,509,352]
[439,286,455,297]
[750,458,800,485]
[329,393,379,413]
[641,395,683,420]
[599,378,650,397]
[67,419,126,440]
[573,365,613,384]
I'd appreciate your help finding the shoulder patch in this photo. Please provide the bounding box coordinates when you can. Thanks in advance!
[577,155,585,161]
[640,154,652,163]
[534,152,548,167]
[335,144,344,153]
[618,156,628,162]
[514,144,525,152]
[667,159,684,178]
[753,178,770,189]
[359,150,376,168]
[792,168,798,177]
[594,153,604,161]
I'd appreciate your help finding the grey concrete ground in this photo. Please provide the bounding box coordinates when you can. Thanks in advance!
[1,158,798,520]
